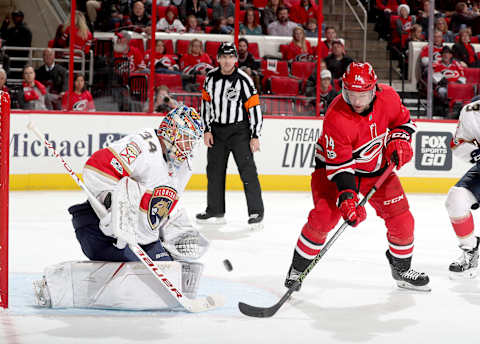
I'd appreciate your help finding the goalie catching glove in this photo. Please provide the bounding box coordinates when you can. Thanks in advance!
[337,189,366,227]
[385,128,413,169]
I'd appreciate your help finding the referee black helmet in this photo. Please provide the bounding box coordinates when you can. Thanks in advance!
[217,42,238,58]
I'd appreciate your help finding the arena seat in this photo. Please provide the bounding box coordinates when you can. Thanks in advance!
[464,68,480,84]
[291,61,315,80]
[176,39,191,55]
[155,73,183,91]
[205,41,222,63]
[129,73,148,102]
[270,76,300,96]
[448,83,475,111]
[130,39,145,55]
[248,42,260,59]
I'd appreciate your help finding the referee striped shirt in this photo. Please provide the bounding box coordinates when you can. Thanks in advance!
[201,67,263,138]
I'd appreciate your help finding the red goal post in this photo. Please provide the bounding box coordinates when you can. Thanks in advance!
[0,91,10,309]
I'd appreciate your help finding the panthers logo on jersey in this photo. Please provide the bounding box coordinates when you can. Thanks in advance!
[148,186,178,230]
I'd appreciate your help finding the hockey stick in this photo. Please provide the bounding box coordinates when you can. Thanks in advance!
[238,163,396,318]
[27,121,224,313]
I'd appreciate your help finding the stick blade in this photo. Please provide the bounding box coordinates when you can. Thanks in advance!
[238,301,280,318]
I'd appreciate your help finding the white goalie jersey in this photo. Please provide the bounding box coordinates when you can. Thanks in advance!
[451,100,480,162]
[82,127,192,245]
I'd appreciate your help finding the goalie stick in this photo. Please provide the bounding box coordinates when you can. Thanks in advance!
[238,163,396,318]
[27,121,224,313]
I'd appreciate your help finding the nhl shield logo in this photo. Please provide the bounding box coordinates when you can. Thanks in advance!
[225,87,239,101]
[148,186,178,230]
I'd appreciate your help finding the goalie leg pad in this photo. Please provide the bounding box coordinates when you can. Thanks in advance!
[42,261,184,310]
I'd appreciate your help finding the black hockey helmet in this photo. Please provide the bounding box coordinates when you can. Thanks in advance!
[217,42,237,58]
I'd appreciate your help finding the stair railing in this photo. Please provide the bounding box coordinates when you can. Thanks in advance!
[342,0,367,61]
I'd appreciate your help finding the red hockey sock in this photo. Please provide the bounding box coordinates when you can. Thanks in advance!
[451,213,474,238]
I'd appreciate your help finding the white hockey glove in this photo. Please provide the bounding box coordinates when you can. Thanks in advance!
[99,210,114,237]
[161,208,210,260]
[111,177,143,247]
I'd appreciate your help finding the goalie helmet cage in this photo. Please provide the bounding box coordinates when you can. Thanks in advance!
[0,91,10,309]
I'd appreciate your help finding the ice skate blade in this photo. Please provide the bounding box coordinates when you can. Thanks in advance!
[395,280,431,292]
[249,222,264,230]
[449,268,479,280]
[196,218,227,226]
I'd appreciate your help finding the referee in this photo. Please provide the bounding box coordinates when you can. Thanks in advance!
[196,42,264,229]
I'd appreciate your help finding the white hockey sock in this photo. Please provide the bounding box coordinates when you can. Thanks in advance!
[458,234,477,250]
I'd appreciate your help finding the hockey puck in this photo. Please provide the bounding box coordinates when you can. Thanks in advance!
[223,259,233,271]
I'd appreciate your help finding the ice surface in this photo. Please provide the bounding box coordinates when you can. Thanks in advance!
[1,190,479,344]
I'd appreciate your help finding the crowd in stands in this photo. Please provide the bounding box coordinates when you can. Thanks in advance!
[375,0,480,117]
[0,0,349,115]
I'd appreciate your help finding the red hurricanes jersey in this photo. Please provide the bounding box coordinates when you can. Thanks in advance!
[433,60,465,83]
[114,46,146,72]
[419,44,442,63]
[316,84,415,180]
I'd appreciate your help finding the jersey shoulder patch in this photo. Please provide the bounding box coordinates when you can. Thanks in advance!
[119,141,142,165]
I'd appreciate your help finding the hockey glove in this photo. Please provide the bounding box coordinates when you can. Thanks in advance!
[338,189,366,227]
[385,129,413,169]
[470,148,480,164]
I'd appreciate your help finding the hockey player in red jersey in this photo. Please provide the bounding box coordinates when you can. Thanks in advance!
[284,62,431,292]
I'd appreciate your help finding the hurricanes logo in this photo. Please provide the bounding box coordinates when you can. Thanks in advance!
[225,87,239,101]
[442,69,460,80]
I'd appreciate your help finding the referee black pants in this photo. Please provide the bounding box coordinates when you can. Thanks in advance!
[206,121,264,217]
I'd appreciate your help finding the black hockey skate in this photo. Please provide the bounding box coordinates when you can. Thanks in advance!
[248,213,264,230]
[449,237,480,279]
[284,265,303,292]
[195,212,226,225]
[386,250,431,292]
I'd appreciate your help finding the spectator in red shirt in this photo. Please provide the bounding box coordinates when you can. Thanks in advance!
[394,4,415,50]
[318,26,336,59]
[55,11,93,57]
[284,26,314,61]
[18,65,47,110]
[179,38,213,75]
[420,29,443,69]
[453,27,480,67]
[433,45,466,107]
[374,0,406,40]
[290,0,316,26]
[62,74,95,111]
[113,30,147,73]
[144,40,180,74]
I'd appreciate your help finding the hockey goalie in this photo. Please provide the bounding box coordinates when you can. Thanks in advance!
[33,105,210,310]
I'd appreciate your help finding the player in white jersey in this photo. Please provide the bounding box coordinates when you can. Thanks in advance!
[446,98,480,278]
[33,106,210,310]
